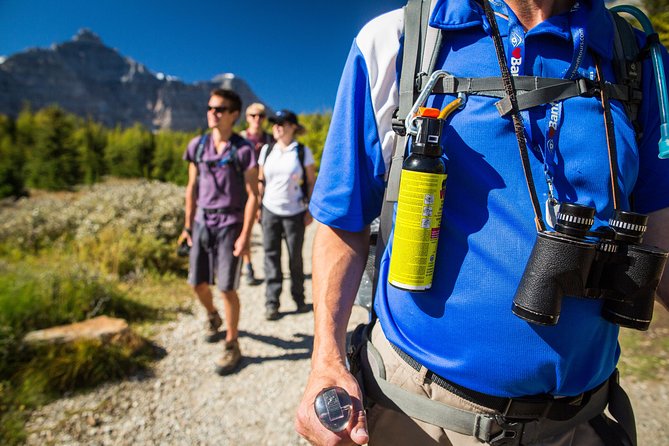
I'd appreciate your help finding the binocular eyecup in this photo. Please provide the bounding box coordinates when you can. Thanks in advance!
[512,203,668,330]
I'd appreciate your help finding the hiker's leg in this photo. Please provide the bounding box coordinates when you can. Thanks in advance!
[262,207,284,310]
[282,211,306,305]
[193,283,216,313]
[220,290,240,342]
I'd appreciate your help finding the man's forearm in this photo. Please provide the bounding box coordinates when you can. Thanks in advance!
[240,192,259,239]
[184,185,196,229]
[311,224,370,367]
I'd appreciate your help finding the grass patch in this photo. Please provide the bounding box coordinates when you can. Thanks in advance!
[618,303,669,381]
[0,258,166,444]
[1,339,156,446]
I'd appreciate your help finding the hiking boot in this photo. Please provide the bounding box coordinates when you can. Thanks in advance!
[295,302,310,314]
[265,307,280,321]
[215,339,242,375]
[205,311,223,343]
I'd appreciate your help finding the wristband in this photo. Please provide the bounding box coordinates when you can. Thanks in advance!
[184,227,192,236]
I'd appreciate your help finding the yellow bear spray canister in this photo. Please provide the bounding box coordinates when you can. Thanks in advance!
[388,107,448,291]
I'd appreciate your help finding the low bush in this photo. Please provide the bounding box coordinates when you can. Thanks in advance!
[0,180,185,265]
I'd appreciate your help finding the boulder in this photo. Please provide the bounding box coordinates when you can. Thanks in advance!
[23,315,136,346]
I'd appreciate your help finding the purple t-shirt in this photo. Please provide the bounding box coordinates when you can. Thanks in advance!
[183,133,257,228]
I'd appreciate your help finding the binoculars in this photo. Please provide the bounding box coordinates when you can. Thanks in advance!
[512,203,668,330]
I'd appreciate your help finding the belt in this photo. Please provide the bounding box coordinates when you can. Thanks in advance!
[390,343,604,422]
[359,328,611,446]
[202,206,241,215]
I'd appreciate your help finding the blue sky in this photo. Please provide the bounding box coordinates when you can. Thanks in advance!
[0,0,406,113]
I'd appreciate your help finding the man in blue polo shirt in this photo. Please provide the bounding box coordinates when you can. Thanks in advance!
[296,0,669,444]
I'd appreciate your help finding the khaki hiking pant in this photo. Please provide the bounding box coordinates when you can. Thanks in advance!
[365,322,607,446]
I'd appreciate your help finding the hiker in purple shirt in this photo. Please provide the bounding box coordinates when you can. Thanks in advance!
[177,88,259,375]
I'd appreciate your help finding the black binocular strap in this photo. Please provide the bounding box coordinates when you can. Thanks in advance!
[483,0,626,228]
[483,0,546,233]
[595,55,624,210]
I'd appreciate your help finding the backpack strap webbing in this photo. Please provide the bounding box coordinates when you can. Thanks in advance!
[297,143,310,203]
[610,10,643,140]
[373,0,440,310]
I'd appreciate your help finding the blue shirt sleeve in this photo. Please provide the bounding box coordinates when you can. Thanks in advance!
[631,38,669,214]
[309,42,388,232]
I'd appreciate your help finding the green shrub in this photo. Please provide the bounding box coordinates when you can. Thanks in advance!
[0,180,185,260]
[76,226,183,277]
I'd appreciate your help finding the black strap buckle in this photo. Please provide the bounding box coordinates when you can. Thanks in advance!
[391,107,406,136]
[577,78,601,98]
[489,416,523,446]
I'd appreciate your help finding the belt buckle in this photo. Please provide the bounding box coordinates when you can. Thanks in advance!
[503,397,552,420]
[489,415,523,446]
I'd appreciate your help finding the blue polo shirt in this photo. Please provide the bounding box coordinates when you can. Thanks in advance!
[310,0,669,397]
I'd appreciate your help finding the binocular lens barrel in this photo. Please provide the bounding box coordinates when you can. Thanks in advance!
[555,203,595,237]
[608,210,648,243]
[602,244,668,330]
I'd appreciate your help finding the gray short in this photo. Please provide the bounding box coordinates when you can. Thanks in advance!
[187,221,243,291]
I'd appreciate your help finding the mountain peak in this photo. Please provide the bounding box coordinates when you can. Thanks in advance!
[72,28,103,45]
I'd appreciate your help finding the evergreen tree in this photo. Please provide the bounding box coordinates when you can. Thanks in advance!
[644,0,669,47]
[25,106,80,190]
[74,119,108,184]
[0,115,26,198]
[105,123,154,178]
[152,130,194,186]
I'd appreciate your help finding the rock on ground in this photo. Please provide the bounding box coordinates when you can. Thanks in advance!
[24,223,668,445]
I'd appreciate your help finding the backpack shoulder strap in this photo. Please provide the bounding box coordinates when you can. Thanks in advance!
[194,133,209,165]
[373,0,439,306]
[297,143,309,201]
[609,9,644,139]
[228,133,246,178]
[261,142,275,165]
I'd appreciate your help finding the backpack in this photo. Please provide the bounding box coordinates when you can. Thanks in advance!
[261,142,310,204]
[363,0,647,312]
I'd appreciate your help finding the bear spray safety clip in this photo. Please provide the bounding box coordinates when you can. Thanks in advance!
[388,71,464,291]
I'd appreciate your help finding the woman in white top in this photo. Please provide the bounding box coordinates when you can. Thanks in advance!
[258,110,316,321]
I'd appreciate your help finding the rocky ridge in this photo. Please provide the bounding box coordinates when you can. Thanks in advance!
[0,29,268,131]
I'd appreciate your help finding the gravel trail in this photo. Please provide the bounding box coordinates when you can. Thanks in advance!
[24,223,668,445]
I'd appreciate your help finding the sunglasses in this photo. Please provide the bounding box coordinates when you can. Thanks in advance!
[247,113,266,118]
[207,105,230,114]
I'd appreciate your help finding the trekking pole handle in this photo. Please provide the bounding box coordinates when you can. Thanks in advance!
[313,386,353,432]
[406,70,452,136]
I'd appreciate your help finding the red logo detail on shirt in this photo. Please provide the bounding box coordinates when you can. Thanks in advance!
[510,48,522,76]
